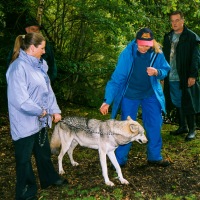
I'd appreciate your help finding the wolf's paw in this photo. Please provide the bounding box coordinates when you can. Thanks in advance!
[72,161,79,166]
[119,178,129,185]
[59,169,65,175]
[105,181,115,186]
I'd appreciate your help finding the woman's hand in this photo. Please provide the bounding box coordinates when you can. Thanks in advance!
[147,67,158,76]
[40,109,47,118]
[99,103,110,115]
[52,113,62,123]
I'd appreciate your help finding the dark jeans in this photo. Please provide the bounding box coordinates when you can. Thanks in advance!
[14,128,60,200]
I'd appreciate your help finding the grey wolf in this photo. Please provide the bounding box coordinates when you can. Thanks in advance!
[50,116,147,186]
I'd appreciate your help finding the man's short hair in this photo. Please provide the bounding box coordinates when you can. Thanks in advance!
[169,10,184,19]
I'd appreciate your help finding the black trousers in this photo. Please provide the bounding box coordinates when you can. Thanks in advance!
[14,128,60,200]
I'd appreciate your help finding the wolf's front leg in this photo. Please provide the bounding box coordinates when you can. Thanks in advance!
[99,149,115,186]
[107,151,129,185]
[68,140,79,166]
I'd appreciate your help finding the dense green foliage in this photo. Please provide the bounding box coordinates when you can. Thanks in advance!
[0,0,199,109]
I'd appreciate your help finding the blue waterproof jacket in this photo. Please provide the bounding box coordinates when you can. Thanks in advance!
[104,40,170,119]
[6,49,61,141]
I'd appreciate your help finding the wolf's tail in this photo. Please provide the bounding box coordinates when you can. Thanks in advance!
[50,122,61,155]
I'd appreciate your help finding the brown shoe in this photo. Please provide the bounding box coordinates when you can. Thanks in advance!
[148,159,171,167]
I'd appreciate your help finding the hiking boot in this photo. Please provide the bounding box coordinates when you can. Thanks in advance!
[170,108,188,136]
[148,159,171,167]
[185,114,196,141]
[53,178,68,187]
[185,131,196,141]
[170,127,188,135]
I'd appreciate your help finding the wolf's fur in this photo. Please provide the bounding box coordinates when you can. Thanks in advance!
[50,116,147,186]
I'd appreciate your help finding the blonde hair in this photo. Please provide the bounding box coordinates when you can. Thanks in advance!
[10,32,45,64]
[152,39,162,53]
[11,35,24,63]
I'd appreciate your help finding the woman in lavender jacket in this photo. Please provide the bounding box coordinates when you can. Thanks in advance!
[6,32,67,200]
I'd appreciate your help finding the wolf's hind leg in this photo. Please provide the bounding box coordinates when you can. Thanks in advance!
[58,136,73,175]
[67,140,79,166]
[107,151,129,185]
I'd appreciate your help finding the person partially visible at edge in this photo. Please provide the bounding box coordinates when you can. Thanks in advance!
[7,17,57,82]
[99,28,171,167]
[6,32,67,200]
[163,10,200,141]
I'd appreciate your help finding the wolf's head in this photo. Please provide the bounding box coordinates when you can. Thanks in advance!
[126,116,147,144]
[111,116,147,145]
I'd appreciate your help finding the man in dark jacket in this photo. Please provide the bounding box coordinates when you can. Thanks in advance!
[163,10,200,141]
[7,17,57,82]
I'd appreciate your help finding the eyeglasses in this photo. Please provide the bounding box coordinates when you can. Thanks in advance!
[170,19,182,24]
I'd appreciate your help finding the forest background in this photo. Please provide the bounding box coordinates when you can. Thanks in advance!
[0,0,200,112]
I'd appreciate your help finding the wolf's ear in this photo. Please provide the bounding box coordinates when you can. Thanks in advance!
[129,124,138,134]
[127,116,132,120]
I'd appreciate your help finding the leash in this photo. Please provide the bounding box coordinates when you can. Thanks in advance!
[38,113,51,147]
[59,119,115,135]
[38,128,47,147]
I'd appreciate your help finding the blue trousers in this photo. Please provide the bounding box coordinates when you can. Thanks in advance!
[115,95,163,165]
